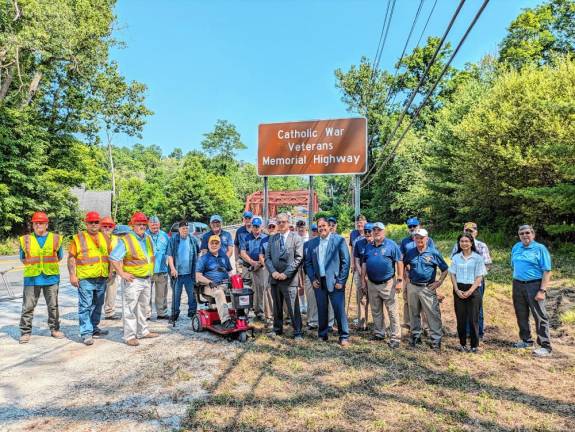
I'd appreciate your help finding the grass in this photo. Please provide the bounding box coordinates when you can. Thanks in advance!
[179,239,575,431]
[561,309,575,325]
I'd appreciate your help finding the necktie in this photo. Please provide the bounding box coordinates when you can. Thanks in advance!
[279,234,285,251]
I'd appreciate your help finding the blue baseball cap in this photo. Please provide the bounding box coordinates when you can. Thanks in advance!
[243,211,253,218]
[327,216,337,223]
[406,217,420,226]
[210,214,223,223]
[311,223,318,231]
[251,217,262,227]
[113,224,132,235]
[364,223,374,231]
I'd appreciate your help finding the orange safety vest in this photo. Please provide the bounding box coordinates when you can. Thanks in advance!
[73,231,110,279]
[19,232,62,277]
[122,233,155,277]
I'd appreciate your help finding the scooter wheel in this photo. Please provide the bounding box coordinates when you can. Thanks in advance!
[238,331,248,343]
[191,314,203,332]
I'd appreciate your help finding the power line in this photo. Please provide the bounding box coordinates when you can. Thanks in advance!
[361,0,467,184]
[364,0,491,188]
[373,0,397,74]
[369,0,392,87]
[383,0,426,106]
[368,0,397,104]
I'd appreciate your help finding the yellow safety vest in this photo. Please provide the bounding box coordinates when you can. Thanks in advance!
[19,232,62,277]
[110,234,119,250]
[73,231,110,279]
[122,233,155,277]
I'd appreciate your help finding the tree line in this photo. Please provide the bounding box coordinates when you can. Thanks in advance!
[1,0,573,239]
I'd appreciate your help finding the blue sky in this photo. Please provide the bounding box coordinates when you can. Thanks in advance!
[111,0,542,162]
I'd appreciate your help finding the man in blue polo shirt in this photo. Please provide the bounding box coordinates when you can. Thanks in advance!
[362,222,403,348]
[146,215,170,320]
[510,224,552,357]
[234,210,253,279]
[400,217,436,331]
[200,215,234,257]
[403,228,448,349]
[196,235,234,329]
[240,217,269,321]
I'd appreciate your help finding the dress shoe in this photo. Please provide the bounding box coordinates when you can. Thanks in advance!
[105,315,120,320]
[156,315,169,320]
[92,329,109,337]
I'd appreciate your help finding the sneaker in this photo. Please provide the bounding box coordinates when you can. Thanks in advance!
[339,339,350,347]
[83,336,94,346]
[513,341,534,349]
[533,347,552,357]
[457,345,469,353]
[294,335,304,342]
[126,338,139,346]
[267,331,281,338]
[370,334,385,341]
[430,343,441,351]
[388,340,400,349]
[141,332,160,339]
[470,347,479,354]
[307,324,318,331]
[105,315,120,320]
[51,330,65,339]
[92,329,109,337]
[19,334,31,344]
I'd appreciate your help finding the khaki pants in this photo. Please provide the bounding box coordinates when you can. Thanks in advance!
[145,273,169,318]
[407,282,442,344]
[402,282,428,329]
[104,274,119,318]
[19,284,60,334]
[368,279,400,341]
[251,265,271,318]
[305,275,334,327]
[203,283,231,323]
[121,277,151,341]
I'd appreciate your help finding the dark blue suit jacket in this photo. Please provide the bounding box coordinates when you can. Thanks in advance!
[304,234,350,292]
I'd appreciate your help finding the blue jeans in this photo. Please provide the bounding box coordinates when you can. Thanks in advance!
[316,277,349,341]
[466,279,485,337]
[78,277,107,337]
[173,274,197,316]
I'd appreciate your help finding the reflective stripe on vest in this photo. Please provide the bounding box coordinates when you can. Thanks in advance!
[73,231,110,279]
[20,233,62,277]
[121,233,155,277]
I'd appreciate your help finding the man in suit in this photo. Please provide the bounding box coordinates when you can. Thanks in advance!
[304,217,351,346]
[264,212,304,340]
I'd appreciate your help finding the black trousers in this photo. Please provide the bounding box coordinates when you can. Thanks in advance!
[512,279,551,350]
[271,283,302,337]
[453,283,481,348]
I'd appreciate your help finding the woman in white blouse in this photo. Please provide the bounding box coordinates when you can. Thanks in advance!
[449,233,487,353]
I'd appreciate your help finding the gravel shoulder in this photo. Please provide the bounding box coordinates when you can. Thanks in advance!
[0,284,239,431]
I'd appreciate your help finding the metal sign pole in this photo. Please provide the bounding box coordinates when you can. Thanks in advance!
[354,175,361,221]
[263,176,269,226]
[308,176,314,236]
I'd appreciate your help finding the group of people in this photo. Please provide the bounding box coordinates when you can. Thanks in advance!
[16,209,553,357]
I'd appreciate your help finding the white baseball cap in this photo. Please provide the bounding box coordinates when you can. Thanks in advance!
[413,228,428,237]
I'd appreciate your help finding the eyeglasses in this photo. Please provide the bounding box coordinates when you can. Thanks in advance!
[519,231,532,236]
[464,229,474,233]
[364,230,372,234]
[407,225,418,229]
[277,220,288,224]
[87,221,100,225]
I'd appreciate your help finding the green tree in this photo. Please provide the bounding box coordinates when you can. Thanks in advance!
[499,0,575,69]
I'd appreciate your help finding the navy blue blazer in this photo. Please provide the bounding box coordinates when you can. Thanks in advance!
[304,234,350,292]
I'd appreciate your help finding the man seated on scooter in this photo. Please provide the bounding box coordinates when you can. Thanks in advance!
[196,235,235,329]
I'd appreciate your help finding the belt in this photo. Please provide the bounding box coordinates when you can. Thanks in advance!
[369,276,393,285]
[411,281,433,287]
[135,276,151,280]
[514,278,542,285]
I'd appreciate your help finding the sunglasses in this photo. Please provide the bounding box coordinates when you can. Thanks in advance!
[87,221,100,225]
[364,230,372,234]
[407,225,418,229]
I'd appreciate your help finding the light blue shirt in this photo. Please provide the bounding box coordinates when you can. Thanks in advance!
[148,229,169,273]
[177,236,192,275]
[449,252,487,284]
[109,233,152,262]
[450,239,492,265]
[511,240,552,281]
[318,234,331,277]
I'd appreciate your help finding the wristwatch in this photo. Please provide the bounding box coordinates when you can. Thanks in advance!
[538,288,547,293]
[397,278,403,282]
